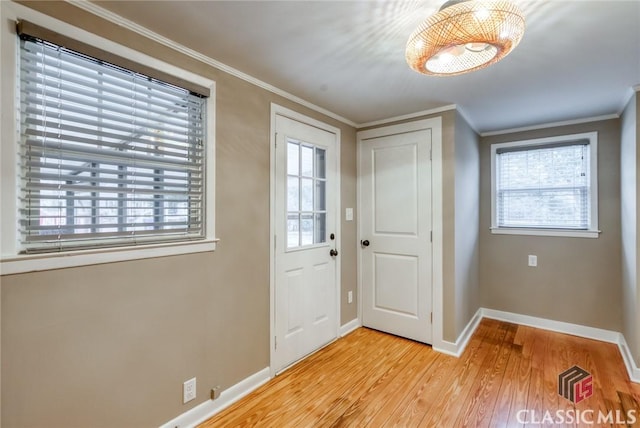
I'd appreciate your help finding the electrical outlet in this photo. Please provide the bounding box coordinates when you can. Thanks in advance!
[183,377,196,404]
[528,255,537,267]
[348,291,353,304]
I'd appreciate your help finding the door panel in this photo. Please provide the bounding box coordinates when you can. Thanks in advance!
[274,115,338,373]
[285,268,304,337]
[361,129,432,344]
[374,253,419,316]
[311,262,330,324]
[374,145,418,235]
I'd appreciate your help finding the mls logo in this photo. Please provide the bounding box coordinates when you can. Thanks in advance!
[558,365,593,403]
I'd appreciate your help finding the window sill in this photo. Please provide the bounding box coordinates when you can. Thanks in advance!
[490,228,600,239]
[0,239,219,275]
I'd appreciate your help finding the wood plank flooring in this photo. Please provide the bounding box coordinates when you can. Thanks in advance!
[199,319,640,427]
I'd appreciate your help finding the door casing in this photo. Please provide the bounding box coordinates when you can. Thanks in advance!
[357,117,445,350]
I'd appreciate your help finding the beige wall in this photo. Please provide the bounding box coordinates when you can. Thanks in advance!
[440,110,457,341]
[453,112,480,339]
[621,92,640,366]
[480,119,623,331]
[1,2,357,426]
[441,111,481,341]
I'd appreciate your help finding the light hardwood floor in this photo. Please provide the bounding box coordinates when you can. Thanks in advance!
[199,319,640,427]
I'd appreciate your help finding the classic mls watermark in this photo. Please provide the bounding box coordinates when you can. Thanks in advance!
[515,366,637,425]
[516,409,637,425]
[558,365,592,403]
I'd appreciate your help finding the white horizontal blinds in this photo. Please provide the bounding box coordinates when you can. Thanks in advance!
[496,142,590,229]
[16,20,211,97]
[19,37,207,253]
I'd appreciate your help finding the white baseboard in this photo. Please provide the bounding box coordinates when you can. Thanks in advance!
[339,318,361,337]
[159,367,271,428]
[481,308,620,344]
[432,308,482,357]
[481,307,640,384]
[617,334,640,383]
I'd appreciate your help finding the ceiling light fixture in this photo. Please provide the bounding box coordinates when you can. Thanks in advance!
[406,0,525,76]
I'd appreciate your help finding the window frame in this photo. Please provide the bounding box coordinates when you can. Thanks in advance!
[490,132,599,239]
[1,2,217,274]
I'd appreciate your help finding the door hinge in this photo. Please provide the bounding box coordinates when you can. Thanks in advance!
[431,312,433,323]
[274,235,276,249]
[430,149,432,161]
[275,132,278,148]
[274,336,277,350]
[430,231,433,242]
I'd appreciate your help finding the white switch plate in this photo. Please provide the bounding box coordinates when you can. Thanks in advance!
[348,291,353,304]
[528,255,537,267]
[346,208,353,221]
[183,377,196,404]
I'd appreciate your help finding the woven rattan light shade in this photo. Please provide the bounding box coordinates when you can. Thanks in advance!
[406,0,525,76]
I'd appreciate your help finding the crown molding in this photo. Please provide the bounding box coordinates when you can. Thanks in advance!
[619,84,640,115]
[483,84,638,137]
[356,104,457,129]
[65,0,357,128]
[454,105,479,134]
[480,113,620,137]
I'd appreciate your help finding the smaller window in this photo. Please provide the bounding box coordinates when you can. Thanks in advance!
[491,132,599,238]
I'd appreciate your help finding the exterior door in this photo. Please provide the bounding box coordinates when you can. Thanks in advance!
[274,114,338,373]
[360,129,432,343]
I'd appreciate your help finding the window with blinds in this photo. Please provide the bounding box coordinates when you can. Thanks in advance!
[491,132,598,237]
[18,36,207,253]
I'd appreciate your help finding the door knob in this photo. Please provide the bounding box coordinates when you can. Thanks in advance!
[330,249,339,257]
[361,239,370,247]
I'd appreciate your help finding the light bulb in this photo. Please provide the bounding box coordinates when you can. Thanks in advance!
[466,42,490,52]
[474,7,490,21]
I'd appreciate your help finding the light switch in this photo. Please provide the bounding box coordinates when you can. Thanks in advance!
[346,208,353,221]
[528,255,537,267]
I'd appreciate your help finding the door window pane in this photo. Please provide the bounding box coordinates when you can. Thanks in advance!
[287,142,299,175]
[315,148,326,179]
[314,213,326,244]
[301,145,313,177]
[315,180,326,211]
[301,214,313,246]
[287,213,299,247]
[287,177,300,212]
[301,178,313,212]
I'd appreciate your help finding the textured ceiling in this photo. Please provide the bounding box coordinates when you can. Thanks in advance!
[94,0,640,133]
